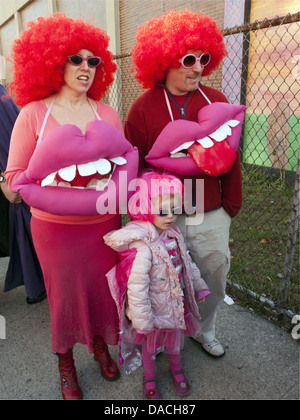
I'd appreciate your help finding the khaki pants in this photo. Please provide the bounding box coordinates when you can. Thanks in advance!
[176,207,232,343]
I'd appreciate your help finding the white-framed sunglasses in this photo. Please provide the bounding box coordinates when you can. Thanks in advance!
[178,53,211,69]
[156,207,182,217]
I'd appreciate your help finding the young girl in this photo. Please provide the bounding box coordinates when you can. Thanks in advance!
[104,171,210,399]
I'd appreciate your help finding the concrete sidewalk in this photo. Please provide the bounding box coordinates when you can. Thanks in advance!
[0,256,299,401]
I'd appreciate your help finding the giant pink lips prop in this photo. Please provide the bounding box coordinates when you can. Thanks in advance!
[13,120,138,215]
[146,102,246,176]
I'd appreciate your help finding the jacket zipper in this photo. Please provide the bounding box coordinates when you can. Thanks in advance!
[164,88,192,120]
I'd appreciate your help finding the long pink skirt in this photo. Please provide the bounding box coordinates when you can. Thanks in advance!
[31,215,121,354]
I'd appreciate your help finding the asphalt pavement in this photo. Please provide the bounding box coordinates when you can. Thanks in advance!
[0,256,299,401]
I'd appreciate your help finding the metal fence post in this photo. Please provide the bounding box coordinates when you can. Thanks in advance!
[276,146,300,316]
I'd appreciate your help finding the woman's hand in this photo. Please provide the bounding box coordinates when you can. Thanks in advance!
[0,182,22,204]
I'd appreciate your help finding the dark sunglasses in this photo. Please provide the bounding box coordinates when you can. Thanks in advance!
[156,207,182,217]
[178,53,211,69]
[67,54,102,68]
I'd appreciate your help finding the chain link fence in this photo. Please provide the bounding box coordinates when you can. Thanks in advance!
[106,13,300,324]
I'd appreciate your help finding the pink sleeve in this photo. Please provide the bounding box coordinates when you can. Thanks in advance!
[97,102,124,135]
[5,106,38,190]
[196,290,211,301]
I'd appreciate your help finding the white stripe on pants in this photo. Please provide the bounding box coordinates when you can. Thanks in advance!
[176,207,232,343]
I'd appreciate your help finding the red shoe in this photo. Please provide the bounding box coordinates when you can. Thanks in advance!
[170,369,191,396]
[93,335,120,381]
[143,378,161,400]
[57,349,82,400]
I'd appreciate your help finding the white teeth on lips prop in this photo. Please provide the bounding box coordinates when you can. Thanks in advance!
[169,120,240,154]
[12,120,139,216]
[145,102,246,176]
[41,157,127,189]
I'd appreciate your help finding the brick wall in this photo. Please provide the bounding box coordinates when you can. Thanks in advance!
[120,0,225,53]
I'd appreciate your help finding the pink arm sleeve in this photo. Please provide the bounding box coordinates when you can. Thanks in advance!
[5,107,38,190]
[97,102,124,135]
[196,290,211,301]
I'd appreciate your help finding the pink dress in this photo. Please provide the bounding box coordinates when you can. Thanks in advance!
[31,214,121,354]
[6,100,123,354]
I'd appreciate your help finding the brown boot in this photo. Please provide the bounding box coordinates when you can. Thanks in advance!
[93,335,120,381]
[57,349,82,400]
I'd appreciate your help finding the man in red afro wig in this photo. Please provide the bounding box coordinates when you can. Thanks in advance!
[9,13,116,107]
[131,9,227,89]
[124,10,243,360]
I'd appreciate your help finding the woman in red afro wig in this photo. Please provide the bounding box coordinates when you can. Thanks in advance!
[5,13,133,400]
[10,13,116,106]
[131,9,227,89]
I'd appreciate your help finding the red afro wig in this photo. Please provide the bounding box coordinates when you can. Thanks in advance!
[131,9,227,89]
[9,13,116,106]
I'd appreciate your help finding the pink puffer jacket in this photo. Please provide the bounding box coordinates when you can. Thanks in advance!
[104,221,210,332]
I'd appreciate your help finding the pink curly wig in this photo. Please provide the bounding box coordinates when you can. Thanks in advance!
[131,9,227,89]
[9,13,116,106]
[128,170,183,223]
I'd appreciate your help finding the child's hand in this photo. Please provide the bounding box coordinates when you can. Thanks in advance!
[198,297,206,303]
